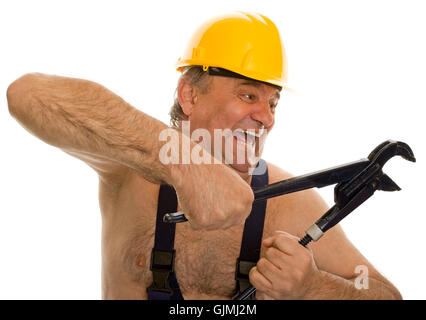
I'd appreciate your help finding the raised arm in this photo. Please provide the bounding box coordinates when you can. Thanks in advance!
[6,73,254,230]
[7,73,175,186]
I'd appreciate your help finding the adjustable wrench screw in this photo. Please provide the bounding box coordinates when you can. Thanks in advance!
[299,235,313,247]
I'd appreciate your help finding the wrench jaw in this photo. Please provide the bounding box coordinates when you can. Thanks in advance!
[315,140,415,243]
[396,141,416,163]
[368,140,416,166]
[367,140,394,160]
[377,174,401,192]
[334,140,414,207]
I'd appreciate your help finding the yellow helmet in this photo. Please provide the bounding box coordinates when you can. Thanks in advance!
[176,11,288,89]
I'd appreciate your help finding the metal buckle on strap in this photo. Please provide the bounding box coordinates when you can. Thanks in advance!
[235,258,256,280]
[150,249,175,271]
[148,249,175,293]
[233,259,257,299]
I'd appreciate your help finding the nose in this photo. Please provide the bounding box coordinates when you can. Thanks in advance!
[250,101,274,129]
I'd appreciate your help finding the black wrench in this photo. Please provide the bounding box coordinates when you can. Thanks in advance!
[236,140,415,300]
[163,159,370,223]
[163,140,415,224]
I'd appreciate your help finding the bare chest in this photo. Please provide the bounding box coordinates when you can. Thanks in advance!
[116,216,245,299]
[102,177,250,298]
[174,223,245,297]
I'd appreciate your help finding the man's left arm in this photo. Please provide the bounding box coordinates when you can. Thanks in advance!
[249,163,402,300]
[250,230,401,299]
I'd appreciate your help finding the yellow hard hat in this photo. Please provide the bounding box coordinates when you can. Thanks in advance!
[176,11,288,89]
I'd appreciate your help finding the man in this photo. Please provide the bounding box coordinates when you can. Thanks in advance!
[7,12,401,299]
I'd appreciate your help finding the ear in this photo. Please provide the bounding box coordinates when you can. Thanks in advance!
[177,78,198,117]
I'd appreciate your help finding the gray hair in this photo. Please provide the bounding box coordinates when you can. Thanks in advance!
[169,66,212,129]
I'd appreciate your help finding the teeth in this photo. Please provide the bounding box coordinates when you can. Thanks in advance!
[235,129,264,138]
[234,129,258,146]
[246,131,261,138]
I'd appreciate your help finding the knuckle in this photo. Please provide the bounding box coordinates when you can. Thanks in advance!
[275,231,289,239]
[249,268,261,286]
[249,268,257,282]
[257,257,268,269]
[246,188,255,203]
[215,211,229,225]
[239,185,254,206]
[275,234,288,244]
[240,198,252,213]
[265,247,275,259]
[249,266,256,277]
[198,216,210,228]
[276,230,299,243]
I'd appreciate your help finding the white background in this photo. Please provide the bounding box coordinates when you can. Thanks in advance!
[0,0,424,299]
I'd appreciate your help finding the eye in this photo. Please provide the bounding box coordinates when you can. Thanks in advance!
[240,93,256,102]
[270,103,277,111]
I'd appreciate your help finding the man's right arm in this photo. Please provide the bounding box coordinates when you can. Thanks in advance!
[6,73,254,230]
[7,73,174,186]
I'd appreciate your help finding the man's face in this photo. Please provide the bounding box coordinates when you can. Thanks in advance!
[186,76,280,175]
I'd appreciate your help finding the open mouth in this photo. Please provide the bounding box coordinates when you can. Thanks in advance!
[233,129,264,148]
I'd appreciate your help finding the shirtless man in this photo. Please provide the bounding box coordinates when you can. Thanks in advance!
[6,12,402,300]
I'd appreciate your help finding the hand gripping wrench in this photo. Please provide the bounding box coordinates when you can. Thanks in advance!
[235,140,415,300]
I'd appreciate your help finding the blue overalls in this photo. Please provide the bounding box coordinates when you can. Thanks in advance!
[147,159,268,300]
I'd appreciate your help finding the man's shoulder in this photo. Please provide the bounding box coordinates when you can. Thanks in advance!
[266,161,293,183]
[264,161,330,237]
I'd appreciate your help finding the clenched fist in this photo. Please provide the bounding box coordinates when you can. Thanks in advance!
[250,231,321,300]
[170,160,254,231]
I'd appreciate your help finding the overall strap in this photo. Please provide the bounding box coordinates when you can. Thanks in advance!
[233,159,269,299]
[147,184,184,300]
